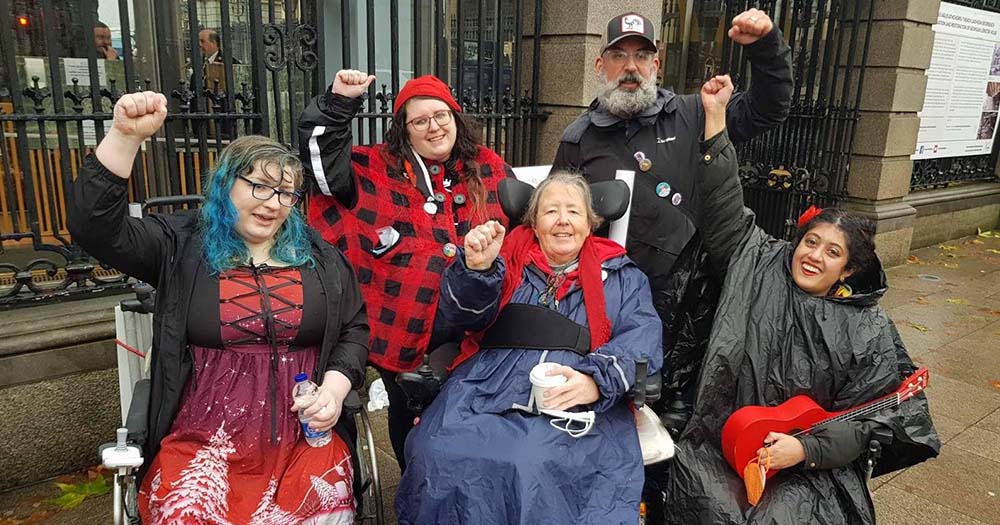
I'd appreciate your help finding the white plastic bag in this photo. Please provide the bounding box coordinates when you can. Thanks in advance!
[366,378,390,412]
[636,405,675,465]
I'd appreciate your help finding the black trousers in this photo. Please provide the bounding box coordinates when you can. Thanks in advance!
[376,366,418,473]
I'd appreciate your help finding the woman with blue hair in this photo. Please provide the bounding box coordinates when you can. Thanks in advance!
[70,92,368,524]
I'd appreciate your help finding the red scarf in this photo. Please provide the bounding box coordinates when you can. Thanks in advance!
[449,225,626,369]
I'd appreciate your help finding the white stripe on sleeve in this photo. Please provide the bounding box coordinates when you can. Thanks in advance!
[308,125,332,196]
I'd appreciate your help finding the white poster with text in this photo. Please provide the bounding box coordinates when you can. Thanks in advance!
[913,3,1000,160]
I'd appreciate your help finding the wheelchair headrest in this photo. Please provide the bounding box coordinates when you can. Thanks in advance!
[498,178,631,226]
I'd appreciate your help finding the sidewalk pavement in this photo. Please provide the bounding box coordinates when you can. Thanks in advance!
[1,233,999,524]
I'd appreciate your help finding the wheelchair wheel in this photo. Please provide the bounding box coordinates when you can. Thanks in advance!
[354,408,384,524]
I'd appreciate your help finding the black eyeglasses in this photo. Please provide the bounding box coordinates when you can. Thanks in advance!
[406,110,453,131]
[237,174,303,207]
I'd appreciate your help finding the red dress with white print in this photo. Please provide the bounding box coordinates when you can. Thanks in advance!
[138,265,354,525]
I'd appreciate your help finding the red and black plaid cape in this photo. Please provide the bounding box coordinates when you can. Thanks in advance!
[308,144,511,372]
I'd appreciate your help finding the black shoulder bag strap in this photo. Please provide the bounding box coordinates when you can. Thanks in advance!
[479,303,590,357]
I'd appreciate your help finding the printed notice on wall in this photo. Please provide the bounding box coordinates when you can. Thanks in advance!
[913,3,1000,160]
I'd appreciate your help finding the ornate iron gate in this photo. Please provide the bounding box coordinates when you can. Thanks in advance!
[0,0,543,308]
[662,0,875,239]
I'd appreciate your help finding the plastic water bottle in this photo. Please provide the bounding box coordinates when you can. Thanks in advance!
[292,373,331,447]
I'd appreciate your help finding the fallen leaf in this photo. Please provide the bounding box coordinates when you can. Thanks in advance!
[970,239,985,245]
[907,255,921,264]
[946,298,968,305]
[939,245,959,251]
[981,308,1000,316]
[899,320,931,332]
[915,296,930,305]
[942,263,958,269]
[945,253,958,258]
[46,475,110,510]
[991,380,1000,392]
[987,249,1000,255]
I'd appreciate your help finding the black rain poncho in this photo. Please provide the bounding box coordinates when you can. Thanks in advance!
[653,131,940,524]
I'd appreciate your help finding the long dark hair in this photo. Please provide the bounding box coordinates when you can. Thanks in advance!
[795,208,877,274]
[383,97,488,221]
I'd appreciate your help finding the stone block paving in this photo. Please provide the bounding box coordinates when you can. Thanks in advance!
[2,233,1000,524]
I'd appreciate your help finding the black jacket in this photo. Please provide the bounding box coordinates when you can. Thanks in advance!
[553,29,793,432]
[652,130,939,524]
[68,156,369,479]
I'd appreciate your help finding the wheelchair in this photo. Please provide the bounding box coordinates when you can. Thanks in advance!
[396,176,663,413]
[98,196,384,525]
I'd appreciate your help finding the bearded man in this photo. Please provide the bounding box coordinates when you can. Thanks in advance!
[551,10,793,482]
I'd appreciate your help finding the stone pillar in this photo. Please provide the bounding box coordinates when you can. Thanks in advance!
[841,0,940,266]
[525,1,661,164]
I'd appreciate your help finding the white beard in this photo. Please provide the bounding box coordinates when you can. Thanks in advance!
[596,72,658,118]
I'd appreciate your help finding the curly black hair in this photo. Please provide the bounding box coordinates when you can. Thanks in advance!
[794,208,877,274]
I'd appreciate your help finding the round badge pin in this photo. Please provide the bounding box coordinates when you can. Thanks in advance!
[671,193,683,206]
[423,201,438,214]
[655,182,671,198]
[639,158,653,172]
[442,243,458,258]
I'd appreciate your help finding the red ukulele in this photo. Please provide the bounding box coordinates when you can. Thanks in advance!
[721,367,930,480]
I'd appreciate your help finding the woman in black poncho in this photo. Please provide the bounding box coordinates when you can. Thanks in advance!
[654,75,940,524]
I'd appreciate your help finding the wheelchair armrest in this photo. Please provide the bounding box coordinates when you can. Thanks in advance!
[125,379,151,445]
[643,372,662,404]
[630,359,662,408]
[343,390,362,415]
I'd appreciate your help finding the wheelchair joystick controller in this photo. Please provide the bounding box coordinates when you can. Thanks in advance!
[415,355,436,381]
[397,354,445,413]
[101,428,144,469]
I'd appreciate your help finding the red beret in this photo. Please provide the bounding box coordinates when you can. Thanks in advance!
[393,75,461,114]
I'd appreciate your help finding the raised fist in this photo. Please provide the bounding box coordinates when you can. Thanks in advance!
[331,70,376,99]
[112,91,167,141]
[464,220,506,271]
[701,75,734,115]
[728,8,773,46]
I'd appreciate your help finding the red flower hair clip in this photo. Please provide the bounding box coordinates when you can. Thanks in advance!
[797,205,823,229]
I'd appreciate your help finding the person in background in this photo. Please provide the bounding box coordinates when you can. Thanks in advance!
[94,21,118,60]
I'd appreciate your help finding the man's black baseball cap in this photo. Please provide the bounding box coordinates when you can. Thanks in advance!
[602,12,656,53]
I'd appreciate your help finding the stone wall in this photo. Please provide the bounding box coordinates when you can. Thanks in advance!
[0,296,122,490]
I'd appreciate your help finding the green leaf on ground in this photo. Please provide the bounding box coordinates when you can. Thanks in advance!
[986,249,1000,255]
[939,245,959,251]
[978,228,998,238]
[46,476,110,510]
[946,298,968,305]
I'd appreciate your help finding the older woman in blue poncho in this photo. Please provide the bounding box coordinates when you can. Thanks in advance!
[395,172,663,524]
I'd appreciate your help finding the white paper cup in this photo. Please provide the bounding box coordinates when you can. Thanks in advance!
[530,362,567,410]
